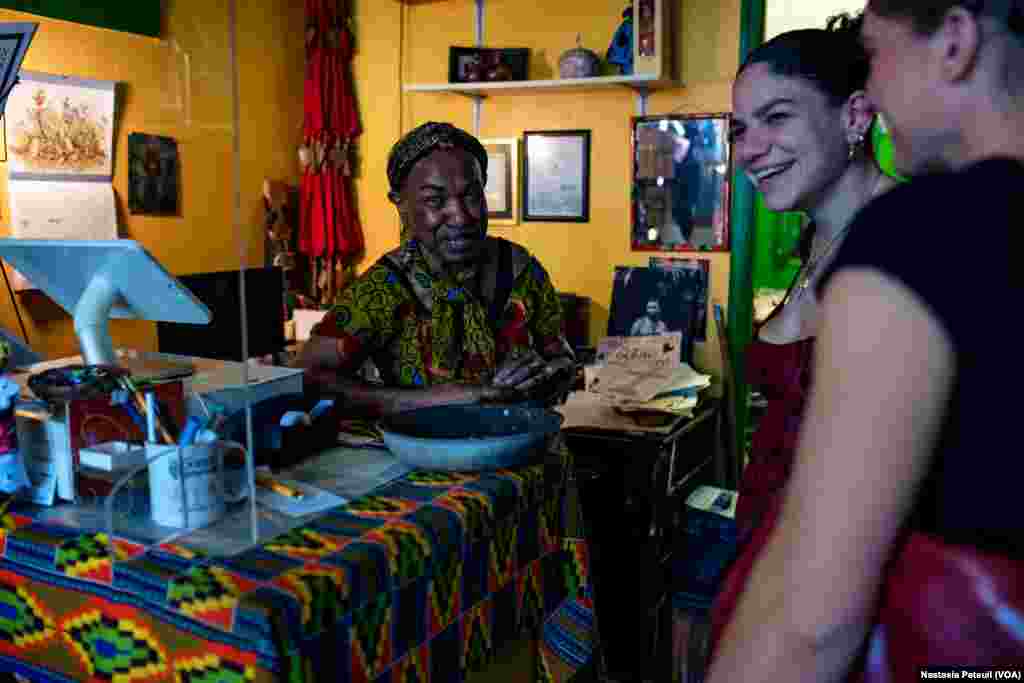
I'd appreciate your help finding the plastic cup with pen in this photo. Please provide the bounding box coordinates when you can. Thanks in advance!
[105,390,311,540]
[105,392,248,535]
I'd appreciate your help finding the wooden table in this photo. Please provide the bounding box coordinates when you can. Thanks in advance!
[0,446,593,683]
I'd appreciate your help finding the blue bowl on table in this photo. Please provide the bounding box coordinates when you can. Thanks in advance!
[379,403,564,472]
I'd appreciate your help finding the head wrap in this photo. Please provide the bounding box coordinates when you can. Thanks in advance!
[387,122,488,194]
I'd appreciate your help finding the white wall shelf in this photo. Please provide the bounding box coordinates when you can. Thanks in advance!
[404,74,677,98]
[401,0,676,124]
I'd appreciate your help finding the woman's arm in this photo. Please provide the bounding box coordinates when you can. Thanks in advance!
[705,267,956,683]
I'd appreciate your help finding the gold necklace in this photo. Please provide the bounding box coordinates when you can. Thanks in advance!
[797,170,886,291]
[798,223,853,290]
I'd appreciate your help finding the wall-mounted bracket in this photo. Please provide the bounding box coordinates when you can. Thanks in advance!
[634,84,649,116]
[472,94,484,135]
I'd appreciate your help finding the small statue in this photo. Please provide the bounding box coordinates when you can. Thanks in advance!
[0,340,31,495]
[607,6,634,75]
[263,179,298,272]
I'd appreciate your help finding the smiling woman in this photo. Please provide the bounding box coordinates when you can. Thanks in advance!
[706,0,1024,679]
[699,10,899,671]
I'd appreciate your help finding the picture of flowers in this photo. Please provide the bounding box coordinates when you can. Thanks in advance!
[4,71,115,178]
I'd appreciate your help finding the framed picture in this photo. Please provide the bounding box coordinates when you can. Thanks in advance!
[522,129,591,223]
[633,0,672,79]
[448,47,529,83]
[5,71,116,180]
[649,256,710,341]
[128,132,180,215]
[481,137,518,224]
[631,113,731,252]
[607,264,704,363]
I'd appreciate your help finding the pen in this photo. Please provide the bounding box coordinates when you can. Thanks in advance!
[178,415,207,447]
[145,392,157,444]
[254,473,305,499]
[121,377,174,444]
[112,390,147,433]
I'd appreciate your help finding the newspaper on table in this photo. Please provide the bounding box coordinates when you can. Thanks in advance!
[584,333,711,416]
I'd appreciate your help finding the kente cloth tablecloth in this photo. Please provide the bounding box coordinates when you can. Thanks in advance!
[0,460,595,682]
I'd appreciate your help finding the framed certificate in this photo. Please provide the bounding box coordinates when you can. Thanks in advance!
[522,129,591,223]
[481,137,518,224]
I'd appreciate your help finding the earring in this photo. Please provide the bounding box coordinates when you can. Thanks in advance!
[848,132,866,161]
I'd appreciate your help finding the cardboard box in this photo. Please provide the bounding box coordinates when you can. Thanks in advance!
[175,355,304,416]
[292,309,329,342]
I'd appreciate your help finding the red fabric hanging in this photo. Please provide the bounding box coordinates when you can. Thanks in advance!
[300,0,362,264]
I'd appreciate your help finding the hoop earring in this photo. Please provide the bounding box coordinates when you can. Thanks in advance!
[848,132,866,162]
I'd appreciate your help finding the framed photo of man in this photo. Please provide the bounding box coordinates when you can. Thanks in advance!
[607,264,705,363]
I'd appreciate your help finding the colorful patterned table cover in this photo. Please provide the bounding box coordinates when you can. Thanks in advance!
[0,457,595,683]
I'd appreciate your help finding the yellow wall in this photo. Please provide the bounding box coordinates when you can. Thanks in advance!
[0,2,304,360]
[350,0,740,376]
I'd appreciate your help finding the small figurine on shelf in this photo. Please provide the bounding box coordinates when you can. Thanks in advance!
[0,340,31,495]
[607,5,634,75]
[264,178,299,272]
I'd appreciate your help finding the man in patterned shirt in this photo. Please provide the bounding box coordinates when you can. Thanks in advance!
[297,122,575,417]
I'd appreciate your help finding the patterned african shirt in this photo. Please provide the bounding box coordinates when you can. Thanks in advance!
[312,236,572,387]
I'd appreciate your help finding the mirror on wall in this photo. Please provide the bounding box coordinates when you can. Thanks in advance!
[630,113,731,252]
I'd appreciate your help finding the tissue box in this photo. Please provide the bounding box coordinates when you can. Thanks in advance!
[79,441,147,472]
[175,356,304,416]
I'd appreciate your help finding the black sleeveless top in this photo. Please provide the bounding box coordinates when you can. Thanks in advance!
[819,158,1022,558]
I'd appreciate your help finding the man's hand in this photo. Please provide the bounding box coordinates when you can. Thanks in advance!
[491,351,574,401]
[492,350,548,389]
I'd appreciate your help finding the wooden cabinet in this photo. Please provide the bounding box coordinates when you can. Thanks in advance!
[564,403,719,681]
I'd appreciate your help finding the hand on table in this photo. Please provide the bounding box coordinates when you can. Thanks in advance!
[415,381,522,408]
[490,351,574,400]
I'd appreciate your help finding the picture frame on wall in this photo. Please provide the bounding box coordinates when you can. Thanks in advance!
[631,113,731,252]
[522,129,591,223]
[607,264,701,364]
[448,47,529,83]
[481,137,518,225]
[128,132,180,216]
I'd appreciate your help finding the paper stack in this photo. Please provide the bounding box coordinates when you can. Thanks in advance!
[584,333,712,418]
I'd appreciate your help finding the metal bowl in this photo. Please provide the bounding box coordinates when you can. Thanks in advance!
[559,46,601,78]
[379,403,563,472]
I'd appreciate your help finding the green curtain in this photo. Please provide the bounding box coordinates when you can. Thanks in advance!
[0,1,160,37]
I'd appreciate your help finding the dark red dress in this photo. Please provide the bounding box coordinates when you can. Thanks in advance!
[708,330,816,657]
[705,333,1024,676]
